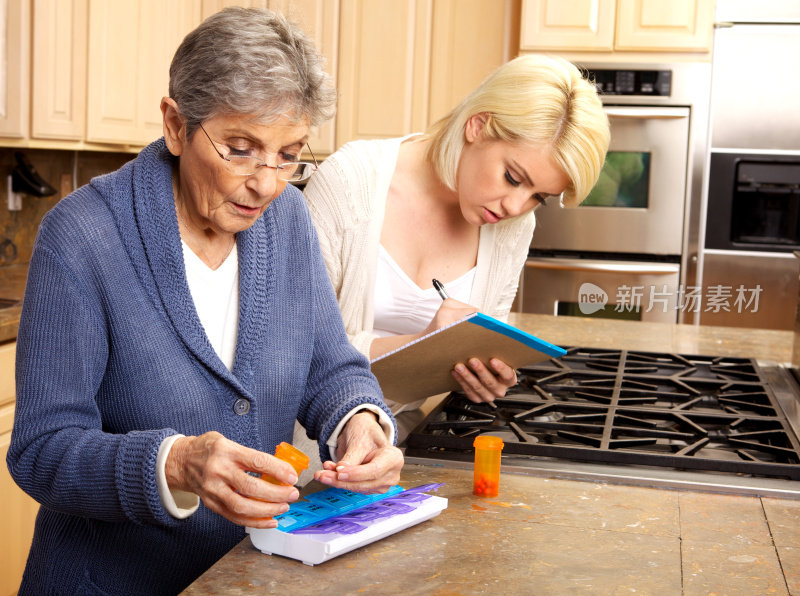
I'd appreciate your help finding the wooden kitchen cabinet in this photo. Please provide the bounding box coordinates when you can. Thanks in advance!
[31,0,88,141]
[336,0,516,146]
[521,0,616,51]
[336,0,430,143]
[521,0,714,53]
[614,0,714,52]
[0,0,31,138]
[267,0,339,155]
[427,0,516,126]
[5,0,515,153]
[0,342,39,596]
[199,0,339,155]
[86,0,203,145]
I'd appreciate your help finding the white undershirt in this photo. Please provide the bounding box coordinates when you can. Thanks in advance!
[182,240,240,370]
[373,244,475,337]
[373,244,476,414]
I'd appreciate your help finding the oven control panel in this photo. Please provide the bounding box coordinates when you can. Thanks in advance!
[584,68,672,96]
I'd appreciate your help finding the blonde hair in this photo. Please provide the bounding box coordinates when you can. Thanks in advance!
[424,54,609,208]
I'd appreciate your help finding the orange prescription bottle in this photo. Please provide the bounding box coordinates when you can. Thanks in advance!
[472,435,504,497]
[260,442,310,485]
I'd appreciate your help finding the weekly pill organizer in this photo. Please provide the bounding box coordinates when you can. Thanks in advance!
[247,483,447,565]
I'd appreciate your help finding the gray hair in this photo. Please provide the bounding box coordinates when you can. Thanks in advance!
[169,7,336,134]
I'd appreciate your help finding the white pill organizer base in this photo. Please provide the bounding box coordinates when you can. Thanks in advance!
[248,494,448,565]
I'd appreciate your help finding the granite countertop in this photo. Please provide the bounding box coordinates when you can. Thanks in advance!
[183,312,797,594]
[185,463,800,595]
[0,264,27,344]
[506,312,794,365]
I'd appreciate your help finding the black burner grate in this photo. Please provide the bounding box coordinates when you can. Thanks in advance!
[404,348,800,480]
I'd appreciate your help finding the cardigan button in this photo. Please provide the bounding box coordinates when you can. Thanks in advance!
[233,398,251,415]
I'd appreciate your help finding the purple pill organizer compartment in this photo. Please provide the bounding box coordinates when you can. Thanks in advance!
[247,484,448,565]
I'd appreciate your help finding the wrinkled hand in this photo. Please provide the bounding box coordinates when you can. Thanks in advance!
[452,356,518,403]
[314,411,403,493]
[166,431,301,529]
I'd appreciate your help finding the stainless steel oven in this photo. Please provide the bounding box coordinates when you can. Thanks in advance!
[532,104,689,256]
[515,62,711,323]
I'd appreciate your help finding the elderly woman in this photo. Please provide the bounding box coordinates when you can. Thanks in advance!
[7,8,402,595]
[303,55,609,411]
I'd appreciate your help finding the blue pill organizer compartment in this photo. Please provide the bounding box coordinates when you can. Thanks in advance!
[247,484,447,565]
[273,484,404,532]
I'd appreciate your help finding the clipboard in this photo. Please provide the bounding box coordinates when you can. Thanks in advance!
[369,312,566,404]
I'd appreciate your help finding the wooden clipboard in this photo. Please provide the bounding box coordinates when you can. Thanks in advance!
[369,312,566,404]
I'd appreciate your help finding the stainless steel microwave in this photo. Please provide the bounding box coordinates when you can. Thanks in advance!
[514,62,712,324]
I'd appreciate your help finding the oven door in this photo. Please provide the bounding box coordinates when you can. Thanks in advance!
[517,257,680,323]
[532,106,690,256]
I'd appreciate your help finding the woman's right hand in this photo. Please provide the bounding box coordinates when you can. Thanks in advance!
[421,298,478,335]
[368,298,478,359]
[165,432,301,529]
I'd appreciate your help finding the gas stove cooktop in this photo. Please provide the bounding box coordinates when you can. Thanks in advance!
[403,347,800,498]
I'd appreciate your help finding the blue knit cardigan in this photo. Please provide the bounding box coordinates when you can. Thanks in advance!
[7,139,394,595]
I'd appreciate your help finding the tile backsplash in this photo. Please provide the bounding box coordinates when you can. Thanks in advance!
[0,148,134,267]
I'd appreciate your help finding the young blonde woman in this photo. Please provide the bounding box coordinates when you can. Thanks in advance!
[305,54,609,411]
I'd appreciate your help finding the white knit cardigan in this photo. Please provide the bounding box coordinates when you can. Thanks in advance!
[303,135,537,358]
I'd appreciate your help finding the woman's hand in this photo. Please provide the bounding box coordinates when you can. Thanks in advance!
[165,431,301,529]
[421,297,477,335]
[428,299,517,404]
[314,411,403,493]
[452,356,518,403]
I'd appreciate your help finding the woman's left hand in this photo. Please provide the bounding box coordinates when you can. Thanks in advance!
[451,357,518,404]
[314,411,403,493]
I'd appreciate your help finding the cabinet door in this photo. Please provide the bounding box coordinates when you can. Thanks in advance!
[0,341,14,408]
[86,0,201,145]
[85,1,141,143]
[137,1,203,143]
[268,0,339,155]
[336,0,432,144]
[428,0,513,125]
[0,0,30,138]
[520,0,616,51]
[0,422,40,595]
[31,0,88,140]
[200,0,339,154]
[0,343,38,596]
[615,0,714,52]
[202,0,268,15]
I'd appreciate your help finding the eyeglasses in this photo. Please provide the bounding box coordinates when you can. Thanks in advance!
[198,122,318,182]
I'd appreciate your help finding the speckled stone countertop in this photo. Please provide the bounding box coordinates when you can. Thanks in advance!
[184,312,799,595]
[0,264,27,344]
[506,312,794,365]
[185,464,800,595]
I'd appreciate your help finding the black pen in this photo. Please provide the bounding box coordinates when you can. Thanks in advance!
[432,278,449,301]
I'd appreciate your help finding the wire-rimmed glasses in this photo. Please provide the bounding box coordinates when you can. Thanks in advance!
[198,122,318,182]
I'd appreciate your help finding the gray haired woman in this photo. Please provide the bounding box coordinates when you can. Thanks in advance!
[8,8,402,595]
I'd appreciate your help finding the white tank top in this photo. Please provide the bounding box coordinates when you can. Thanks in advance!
[373,244,475,337]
